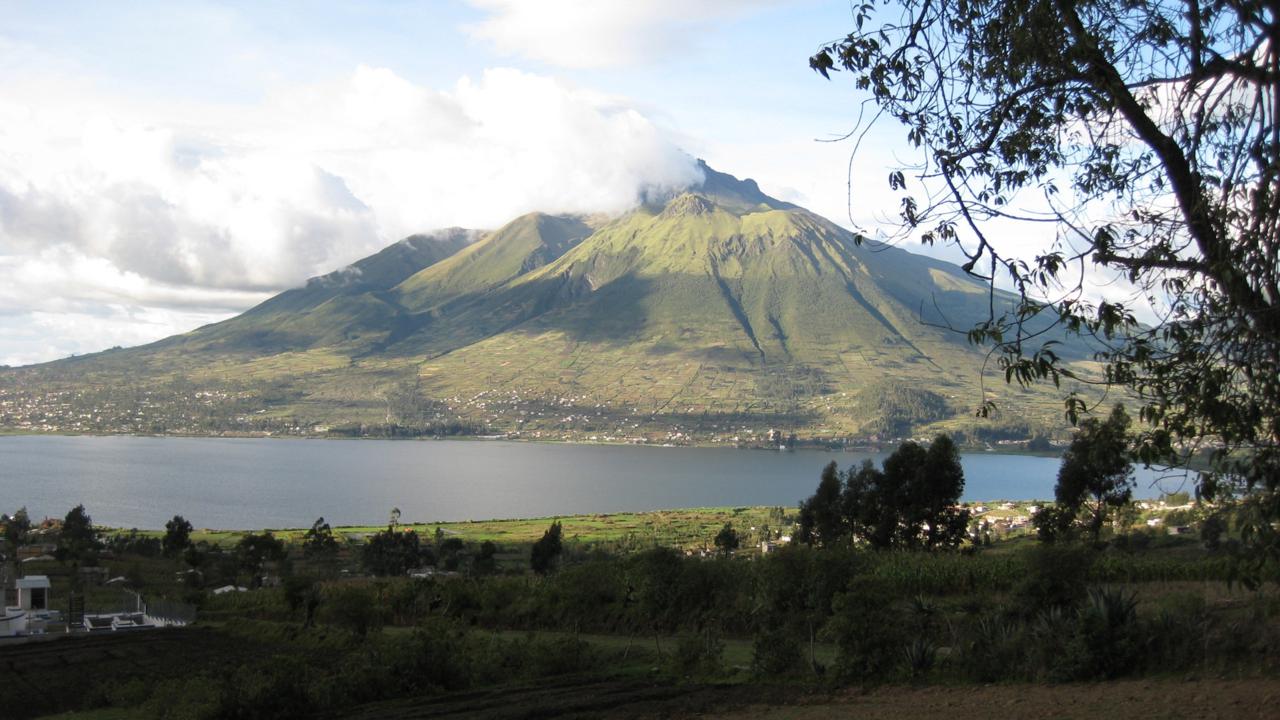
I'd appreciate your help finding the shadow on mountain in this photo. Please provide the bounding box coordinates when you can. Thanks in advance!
[370,272,670,359]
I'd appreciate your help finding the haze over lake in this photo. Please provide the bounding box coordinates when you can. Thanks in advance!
[0,435,1184,530]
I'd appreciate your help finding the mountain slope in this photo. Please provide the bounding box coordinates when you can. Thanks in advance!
[167,229,477,354]
[396,213,594,313]
[0,163,1094,441]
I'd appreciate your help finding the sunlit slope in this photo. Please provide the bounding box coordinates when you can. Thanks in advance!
[396,184,1061,436]
[158,230,476,354]
[395,213,593,313]
[392,179,1017,369]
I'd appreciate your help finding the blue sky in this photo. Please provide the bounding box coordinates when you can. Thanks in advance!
[0,1,1001,365]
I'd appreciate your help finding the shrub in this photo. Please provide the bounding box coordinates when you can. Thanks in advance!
[672,629,726,677]
[321,583,387,637]
[1011,544,1095,617]
[902,637,937,679]
[750,625,803,676]
[958,615,1024,682]
[141,675,224,720]
[828,577,907,680]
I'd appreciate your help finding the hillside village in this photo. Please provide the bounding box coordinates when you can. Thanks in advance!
[0,378,1066,452]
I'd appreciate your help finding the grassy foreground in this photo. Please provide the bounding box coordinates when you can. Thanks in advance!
[6,500,1277,720]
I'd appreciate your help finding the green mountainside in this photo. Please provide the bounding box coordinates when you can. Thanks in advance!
[0,163,1097,443]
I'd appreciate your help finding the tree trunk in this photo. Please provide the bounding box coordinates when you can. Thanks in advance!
[809,621,819,675]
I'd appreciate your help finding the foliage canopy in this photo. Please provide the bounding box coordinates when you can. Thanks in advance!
[1048,405,1136,540]
[302,517,339,559]
[57,504,99,562]
[800,435,969,549]
[812,0,1280,557]
[530,520,564,575]
[163,514,194,557]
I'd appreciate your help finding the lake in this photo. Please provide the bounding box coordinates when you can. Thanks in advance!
[0,435,1190,530]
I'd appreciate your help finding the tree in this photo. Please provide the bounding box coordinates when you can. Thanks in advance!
[236,532,286,580]
[162,515,194,557]
[812,0,1280,562]
[834,437,970,549]
[362,527,421,576]
[283,575,323,628]
[324,584,385,637]
[1033,504,1077,543]
[183,543,207,571]
[1028,435,1054,453]
[916,435,971,548]
[754,546,860,675]
[842,459,892,547]
[2,507,30,553]
[797,461,846,547]
[303,517,339,559]
[1055,404,1135,541]
[437,536,465,571]
[530,520,563,575]
[713,523,740,556]
[474,540,498,575]
[629,546,683,658]
[57,504,99,563]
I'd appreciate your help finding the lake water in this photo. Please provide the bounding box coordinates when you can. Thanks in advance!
[0,435,1188,530]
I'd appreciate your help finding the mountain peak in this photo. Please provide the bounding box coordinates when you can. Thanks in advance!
[638,160,791,215]
[661,192,717,218]
[692,159,791,211]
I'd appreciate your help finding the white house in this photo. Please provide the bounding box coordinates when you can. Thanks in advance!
[1,576,52,637]
[16,576,50,611]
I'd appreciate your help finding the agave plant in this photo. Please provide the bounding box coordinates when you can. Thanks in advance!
[1085,586,1138,630]
[903,637,937,678]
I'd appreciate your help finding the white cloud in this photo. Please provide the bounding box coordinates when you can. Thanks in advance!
[465,0,789,68]
[0,308,233,369]
[0,65,704,364]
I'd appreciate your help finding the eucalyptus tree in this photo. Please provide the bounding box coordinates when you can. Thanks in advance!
[713,522,741,556]
[1056,405,1136,540]
[797,461,846,547]
[801,437,968,549]
[2,507,30,554]
[303,517,339,558]
[57,505,99,563]
[163,515,194,557]
[812,0,1280,561]
[530,520,563,575]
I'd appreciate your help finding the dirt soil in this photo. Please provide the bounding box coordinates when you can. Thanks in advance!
[697,678,1280,720]
[341,676,1280,720]
[1,628,260,719]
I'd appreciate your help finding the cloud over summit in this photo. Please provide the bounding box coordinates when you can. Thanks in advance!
[0,66,703,365]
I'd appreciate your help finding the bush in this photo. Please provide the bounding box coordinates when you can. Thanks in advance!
[902,637,937,679]
[391,618,474,692]
[1011,544,1095,617]
[321,583,387,637]
[828,577,907,680]
[751,625,803,676]
[957,615,1024,682]
[222,656,318,719]
[672,629,726,677]
[141,675,224,720]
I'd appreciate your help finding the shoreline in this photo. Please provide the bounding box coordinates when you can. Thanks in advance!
[84,502,1063,538]
[0,427,1067,458]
